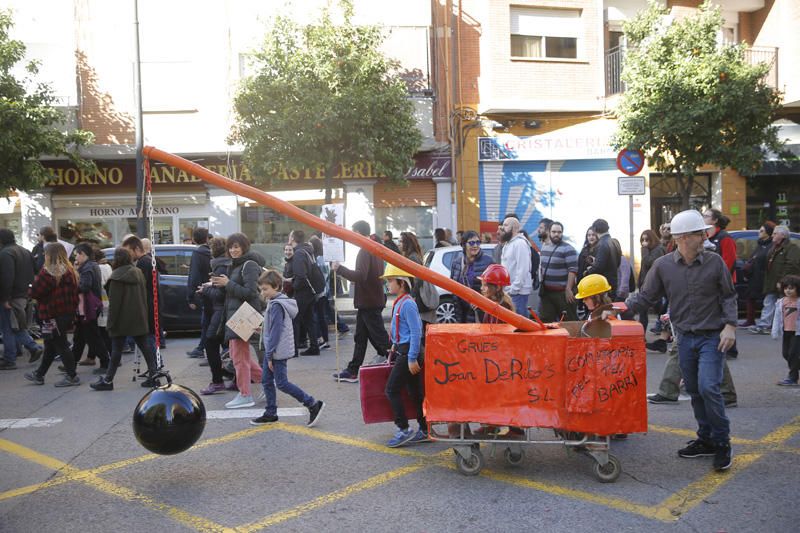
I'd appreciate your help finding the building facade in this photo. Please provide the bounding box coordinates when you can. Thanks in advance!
[7,0,451,266]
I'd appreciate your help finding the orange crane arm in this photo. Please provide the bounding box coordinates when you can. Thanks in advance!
[142,146,542,331]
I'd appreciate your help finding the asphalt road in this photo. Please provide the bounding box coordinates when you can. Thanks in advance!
[0,324,798,532]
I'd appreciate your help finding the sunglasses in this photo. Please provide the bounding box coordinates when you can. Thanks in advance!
[466,240,481,246]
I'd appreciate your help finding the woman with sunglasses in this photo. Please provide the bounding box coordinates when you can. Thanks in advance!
[449,230,494,323]
[638,229,665,331]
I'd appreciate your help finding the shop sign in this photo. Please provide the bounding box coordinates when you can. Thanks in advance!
[479,133,615,161]
[73,206,182,218]
[43,152,451,192]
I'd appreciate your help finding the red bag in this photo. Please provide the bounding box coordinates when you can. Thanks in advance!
[359,363,420,424]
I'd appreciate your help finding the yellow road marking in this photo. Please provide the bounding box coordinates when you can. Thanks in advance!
[276,423,429,458]
[234,462,427,532]
[655,453,762,520]
[647,424,757,445]
[759,415,800,444]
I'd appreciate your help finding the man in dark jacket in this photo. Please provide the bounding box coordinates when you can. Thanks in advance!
[122,235,161,359]
[0,229,43,369]
[587,219,620,300]
[382,231,400,255]
[331,220,390,383]
[289,230,320,355]
[750,225,800,334]
[187,227,212,358]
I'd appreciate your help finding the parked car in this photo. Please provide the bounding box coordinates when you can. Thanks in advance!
[729,229,800,315]
[103,244,201,332]
[423,244,496,323]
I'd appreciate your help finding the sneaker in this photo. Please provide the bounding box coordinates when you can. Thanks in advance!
[90,378,113,391]
[737,319,754,327]
[300,348,320,356]
[307,400,325,428]
[186,348,204,358]
[725,399,738,408]
[24,371,44,385]
[92,367,109,375]
[198,359,209,367]
[0,359,17,370]
[141,377,161,388]
[122,346,134,354]
[200,382,226,395]
[776,378,800,387]
[332,370,358,383]
[319,341,331,350]
[713,443,732,471]
[647,393,678,405]
[250,414,278,425]
[678,439,716,458]
[409,429,431,444]
[54,375,80,387]
[646,339,668,353]
[747,325,767,335]
[225,393,255,409]
[28,347,44,363]
[387,427,416,448]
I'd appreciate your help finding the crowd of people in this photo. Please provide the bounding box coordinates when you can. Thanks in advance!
[2,208,798,461]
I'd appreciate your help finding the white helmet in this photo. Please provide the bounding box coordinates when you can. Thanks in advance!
[669,210,712,235]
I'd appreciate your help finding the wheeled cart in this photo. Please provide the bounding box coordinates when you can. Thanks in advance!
[423,321,647,482]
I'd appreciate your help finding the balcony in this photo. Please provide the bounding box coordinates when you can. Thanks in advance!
[605,45,778,97]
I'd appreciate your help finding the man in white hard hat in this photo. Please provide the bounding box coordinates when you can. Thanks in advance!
[626,209,737,472]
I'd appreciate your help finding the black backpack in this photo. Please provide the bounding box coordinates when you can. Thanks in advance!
[299,249,326,296]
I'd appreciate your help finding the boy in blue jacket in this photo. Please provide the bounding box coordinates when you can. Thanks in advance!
[250,270,325,427]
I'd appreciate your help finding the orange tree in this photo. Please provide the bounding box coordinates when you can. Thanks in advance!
[612,1,784,210]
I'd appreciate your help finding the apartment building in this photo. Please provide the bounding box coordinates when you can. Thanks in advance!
[434,0,799,252]
[6,0,448,262]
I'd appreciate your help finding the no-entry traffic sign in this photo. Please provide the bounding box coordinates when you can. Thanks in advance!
[616,149,645,176]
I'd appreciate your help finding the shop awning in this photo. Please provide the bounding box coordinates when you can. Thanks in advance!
[759,119,800,175]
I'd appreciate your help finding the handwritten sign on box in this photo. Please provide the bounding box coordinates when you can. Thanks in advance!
[225,301,263,341]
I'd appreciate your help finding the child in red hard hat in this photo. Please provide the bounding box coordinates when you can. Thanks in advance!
[478,264,514,324]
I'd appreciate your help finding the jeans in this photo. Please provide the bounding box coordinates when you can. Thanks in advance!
[657,342,737,402]
[755,292,778,329]
[261,358,314,416]
[385,352,426,431]
[510,293,530,318]
[347,307,390,375]
[105,335,156,382]
[0,306,40,362]
[230,338,262,397]
[678,331,731,445]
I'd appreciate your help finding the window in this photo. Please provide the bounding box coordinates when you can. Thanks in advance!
[510,7,580,59]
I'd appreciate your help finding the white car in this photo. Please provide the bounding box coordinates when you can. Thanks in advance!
[422,244,496,323]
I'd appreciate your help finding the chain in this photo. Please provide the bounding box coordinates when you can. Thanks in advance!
[143,157,163,370]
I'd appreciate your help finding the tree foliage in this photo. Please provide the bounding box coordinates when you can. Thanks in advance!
[231,0,422,202]
[612,1,784,209]
[0,10,93,192]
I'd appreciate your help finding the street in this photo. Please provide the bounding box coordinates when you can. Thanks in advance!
[1,326,798,532]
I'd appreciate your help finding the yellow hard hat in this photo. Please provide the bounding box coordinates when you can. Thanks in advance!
[574,274,612,299]
[380,263,415,280]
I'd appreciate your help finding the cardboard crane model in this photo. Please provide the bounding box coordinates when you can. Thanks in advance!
[142,147,648,437]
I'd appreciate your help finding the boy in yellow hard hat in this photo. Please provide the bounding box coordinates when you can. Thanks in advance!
[380,264,428,447]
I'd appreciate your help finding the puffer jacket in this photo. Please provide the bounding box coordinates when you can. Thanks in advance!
[202,256,231,340]
[105,264,149,338]
[223,251,266,342]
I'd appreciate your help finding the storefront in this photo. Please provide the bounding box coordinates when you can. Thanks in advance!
[477,119,650,254]
[746,119,800,231]
[30,151,451,267]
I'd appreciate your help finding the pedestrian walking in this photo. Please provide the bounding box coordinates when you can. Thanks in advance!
[309,235,331,350]
[750,225,800,335]
[399,231,436,327]
[538,222,579,322]
[499,216,532,317]
[637,229,665,330]
[586,219,620,300]
[121,236,161,356]
[89,248,160,391]
[199,237,233,395]
[250,270,325,427]
[213,233,266,408]
[626,209,737,471]
[331,220,390,383]
[478,264,514,323]
[382,231,400,255]
[770,274,800,386]
[289,230,321,356]
[577,227,598,281]
[739,222,775,327]
[186,227,212,359]
[72,243,110,374]
[24,243,80,386]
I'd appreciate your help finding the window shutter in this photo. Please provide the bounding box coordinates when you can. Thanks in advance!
[374,179,437,208]
[510,7,580,39]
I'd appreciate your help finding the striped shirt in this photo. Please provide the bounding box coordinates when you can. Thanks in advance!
[540,242,578,289]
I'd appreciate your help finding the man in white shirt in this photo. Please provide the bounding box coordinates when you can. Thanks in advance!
[500,217,532,317]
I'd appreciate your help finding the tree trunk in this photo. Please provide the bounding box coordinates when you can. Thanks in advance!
[676,171,693,211]
[325,162,335,204]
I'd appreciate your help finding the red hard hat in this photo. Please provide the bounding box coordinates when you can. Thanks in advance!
[478,264,511,287]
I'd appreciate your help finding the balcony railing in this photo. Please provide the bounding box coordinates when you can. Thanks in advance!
[605,45,779,97]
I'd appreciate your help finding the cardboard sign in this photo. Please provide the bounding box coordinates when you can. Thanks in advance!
[225,301,263,341]
[423,323,648,435]
[320,203,345,263]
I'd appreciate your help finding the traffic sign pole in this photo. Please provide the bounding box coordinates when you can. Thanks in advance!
[618,175,646,277]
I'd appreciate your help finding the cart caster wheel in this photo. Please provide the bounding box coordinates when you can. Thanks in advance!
[455,447,485,476]
[592,454,621,483]
[504,447,525,466]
